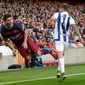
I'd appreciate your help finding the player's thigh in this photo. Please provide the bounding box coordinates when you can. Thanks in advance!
[16,45,30,58]
[27,37,38,53]
[54,41,64,52]
[63,42,70,52]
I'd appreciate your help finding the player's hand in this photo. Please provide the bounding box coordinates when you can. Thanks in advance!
[22,42,28,49]
[42,29,48,37]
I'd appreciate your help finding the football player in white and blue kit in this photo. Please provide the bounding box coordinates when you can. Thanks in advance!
[43,5,83,82]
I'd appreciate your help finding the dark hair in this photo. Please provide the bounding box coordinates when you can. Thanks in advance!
[3,14,12,21]
[76,40,80,42]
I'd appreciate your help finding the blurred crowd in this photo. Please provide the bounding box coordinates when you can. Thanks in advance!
[0,0,85,47]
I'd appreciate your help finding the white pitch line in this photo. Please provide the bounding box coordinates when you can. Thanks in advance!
[0,72,85,85]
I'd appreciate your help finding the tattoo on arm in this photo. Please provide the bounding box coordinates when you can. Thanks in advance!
[71,24,81,38]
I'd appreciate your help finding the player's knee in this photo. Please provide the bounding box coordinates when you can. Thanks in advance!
[37,50,42,56]
[26,55,31,61]
[57,52,64,57]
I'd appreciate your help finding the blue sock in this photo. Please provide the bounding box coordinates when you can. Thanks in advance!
[41,48,52,55]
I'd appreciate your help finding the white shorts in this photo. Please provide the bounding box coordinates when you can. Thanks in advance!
[54,41,70,52]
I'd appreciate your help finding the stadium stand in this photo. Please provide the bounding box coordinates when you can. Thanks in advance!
[0,0,85,69]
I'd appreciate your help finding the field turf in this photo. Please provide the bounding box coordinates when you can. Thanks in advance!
[0,64,85,85]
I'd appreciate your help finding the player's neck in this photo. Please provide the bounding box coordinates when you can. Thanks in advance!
[60,9,66,13]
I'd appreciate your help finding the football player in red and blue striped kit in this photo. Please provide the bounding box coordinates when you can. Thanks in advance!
[1,14,57,62]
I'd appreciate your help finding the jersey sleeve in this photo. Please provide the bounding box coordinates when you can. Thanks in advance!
[53,13,58,19]
[70,17,76,25]
[52,12,59,19]
[16,22,25,32]
[1,33,7,40]
[0,25,7,40]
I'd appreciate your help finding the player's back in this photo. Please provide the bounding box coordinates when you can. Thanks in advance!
[54,12,75,43]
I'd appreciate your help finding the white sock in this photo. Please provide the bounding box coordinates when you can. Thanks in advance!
[57,59,60,71]
[58,57,65,73]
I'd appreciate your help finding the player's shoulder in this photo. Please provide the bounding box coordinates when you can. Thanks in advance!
[52,12,59,19]
[13,21,23,28]
[70,16,74,20]
[61,12,75,22]
[14,21,22,26]
[69,16,75,24]
[1,24,5,29]
[0,24,6,33]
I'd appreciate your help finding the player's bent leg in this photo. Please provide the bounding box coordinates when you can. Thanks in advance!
[25,54,32,61]
[39,48,58,59]
[37,50,42,56]
[27,37,58,59]
[51,49,58,60]
[16,45,31,60]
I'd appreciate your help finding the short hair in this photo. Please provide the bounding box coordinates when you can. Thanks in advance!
[76,39,80,42]
[3,14,12,21]
[59,5,68,11]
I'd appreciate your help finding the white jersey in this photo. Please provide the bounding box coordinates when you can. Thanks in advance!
[53,12,75,43]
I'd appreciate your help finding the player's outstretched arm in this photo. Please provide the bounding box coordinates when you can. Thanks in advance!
[22,29,29,49]
[43,15,56,36]
[5,40,14,50]
[4,39,16,56]
[71,24,83,43]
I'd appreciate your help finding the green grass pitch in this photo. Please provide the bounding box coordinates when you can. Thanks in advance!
[0,64,85,85]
